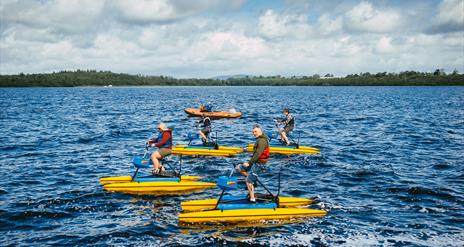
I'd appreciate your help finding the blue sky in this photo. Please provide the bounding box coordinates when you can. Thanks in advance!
[1,0,463,78]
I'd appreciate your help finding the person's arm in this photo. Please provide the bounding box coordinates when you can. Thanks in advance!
[248,138,266,164]
[147,137,158,144]
[155,132,171,147]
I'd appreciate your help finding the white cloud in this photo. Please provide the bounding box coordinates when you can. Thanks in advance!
[316,14,343,36]
[442,32,464,46]
[0,38,81,73]
[0,0,20,11]
[3,0,105,33]
[112,0,246,24]
[375,36,396,53]
[428,0,464,33]
[345,1,402,33]
[138,27,166,50]
[435,0,464,26]
[408,34,441,46]
[229,0,247,9]
[258,9,311,39]
[408,32,464,48]
[0,1,463,77]
[330,36,363,57]
[41,41,76,60]
[113,0,179,23]
[135,21,211,55]
[4,26,59,43]
[209,32,267,58]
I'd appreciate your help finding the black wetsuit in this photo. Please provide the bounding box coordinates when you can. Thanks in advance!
[198,117,212,137]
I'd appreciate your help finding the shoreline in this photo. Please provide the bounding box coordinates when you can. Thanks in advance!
[1,71,463,87]
[1,84,464,88]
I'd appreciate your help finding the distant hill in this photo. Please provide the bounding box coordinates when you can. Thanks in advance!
[212,74,250,80]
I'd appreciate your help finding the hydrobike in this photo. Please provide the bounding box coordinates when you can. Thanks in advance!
[246,122,320,155]
[246,142,320,155]
[100,149,216,195]
[178,166,326,224]
[172,133,242,157]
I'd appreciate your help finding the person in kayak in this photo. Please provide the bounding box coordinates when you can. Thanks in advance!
[236,125,270,202]
[277,108,295,145]
[199,103,213,112]
[146,123,172,175]
[198,115,212,145]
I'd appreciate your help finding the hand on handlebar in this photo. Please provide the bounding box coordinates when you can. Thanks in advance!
[146,142,155,149]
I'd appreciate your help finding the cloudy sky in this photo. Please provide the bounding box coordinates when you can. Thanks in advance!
[1,0,463,78]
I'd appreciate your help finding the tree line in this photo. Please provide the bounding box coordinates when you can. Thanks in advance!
[0,69,463,87]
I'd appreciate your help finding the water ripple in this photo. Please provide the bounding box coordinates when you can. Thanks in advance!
[0,86,463,246]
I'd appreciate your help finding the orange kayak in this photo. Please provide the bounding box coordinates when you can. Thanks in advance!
[184,108,242,118]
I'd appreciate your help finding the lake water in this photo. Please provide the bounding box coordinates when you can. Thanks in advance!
[0,86,463,246]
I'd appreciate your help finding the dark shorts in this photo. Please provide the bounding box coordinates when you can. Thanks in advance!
[283,125,294,134]
[157,148,172,158]
[201,126,211,135]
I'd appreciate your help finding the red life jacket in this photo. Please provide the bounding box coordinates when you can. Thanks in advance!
[259,147,270,160]
[259,147,271,160]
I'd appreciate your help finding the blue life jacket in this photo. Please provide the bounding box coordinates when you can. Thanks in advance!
[205,104,213,112]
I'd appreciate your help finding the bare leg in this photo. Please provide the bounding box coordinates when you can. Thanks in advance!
[279,127,289,144]
[199,131,208,144]
[237,163,255,201]
[151,151,165,172]
[246,181,255,201]
[281,132,289,144]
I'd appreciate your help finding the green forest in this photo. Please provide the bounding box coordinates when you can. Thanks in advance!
[0,69,463,87]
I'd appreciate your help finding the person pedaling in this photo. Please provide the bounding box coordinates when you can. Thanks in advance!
[146,123,172,175]
[236,125,270,202]
[198,115,212,145]
[276,108,295,145]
